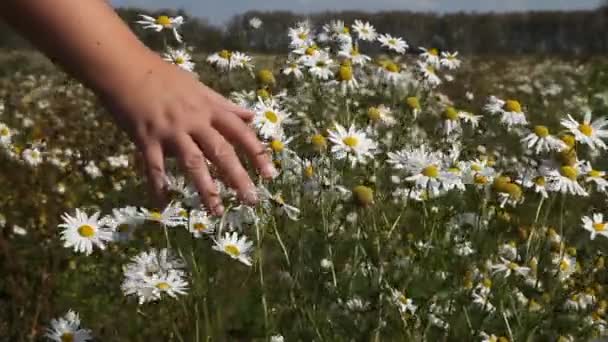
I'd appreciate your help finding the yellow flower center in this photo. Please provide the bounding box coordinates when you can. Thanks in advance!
[156,15,172,27]
[0,127,8,136]
[560,166,578,180]
[342,136,359,148]
[61,333,74,342]
[270,140,284,153]
[483,278,492,288]
[534,176,546,186]
[339,65,353,81]
[147,211,162,221]
[174,56,184,65]
[117,223,131,233]
[342,27,350,34]
[316,60,326,68]
[352,185,374,206]
[398,294,408,304]
[559,259,570,272]
[406,97,420,110]
[385,62,400,73]
[257,69,275,85]
[422,165,439,178]
[311,134,327,150]
[388,38,397,45]
[561,134,576,148]
[593,222,606,232]
[579,123,593,137]
[224,244,240,257]
[193,222,207,231]
[508,262,519,270]
[77,225,95,238]
[156,282,170,290]
[305,46,317,56]
[589,170,603,178]
[298,32,308,40]
[179,209,188,218]
[264,111,279,123]
[474,174,488,184]
[471,164,482,172]
[219,50,232,60]
[425,66,435,74]
[504,100,522,113]
[534,125,549,138]
[257,88,270,100]
[304,165,314,178]
[429,48,439,56]
[443,107,459,121]
[367,107,381,121]
[504,183,523,200]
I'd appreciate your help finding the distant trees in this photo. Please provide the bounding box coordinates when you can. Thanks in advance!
[0,7,606,56]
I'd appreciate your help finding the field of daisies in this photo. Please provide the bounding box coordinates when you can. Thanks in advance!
[2,14,608,341]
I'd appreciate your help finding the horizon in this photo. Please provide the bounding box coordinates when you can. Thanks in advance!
[110,0,603,25]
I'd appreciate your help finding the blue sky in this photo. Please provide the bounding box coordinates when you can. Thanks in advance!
[111,0,603,25]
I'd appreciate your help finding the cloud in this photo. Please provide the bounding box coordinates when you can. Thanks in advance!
[111,0,602,24]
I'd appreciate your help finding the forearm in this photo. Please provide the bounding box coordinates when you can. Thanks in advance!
[0,0,158,98]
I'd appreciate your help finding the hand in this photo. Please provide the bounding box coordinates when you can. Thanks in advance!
[102,55,275,216]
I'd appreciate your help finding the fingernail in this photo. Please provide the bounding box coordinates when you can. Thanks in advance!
[262,164,279,179]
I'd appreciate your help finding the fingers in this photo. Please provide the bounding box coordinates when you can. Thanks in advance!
[142,142,167,207]
[172,135,224,216]
[212,113,276,180]
[190,127,259,205]
[225,101,255,122]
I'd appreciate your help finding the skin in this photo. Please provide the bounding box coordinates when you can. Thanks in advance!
[0,0,276,215]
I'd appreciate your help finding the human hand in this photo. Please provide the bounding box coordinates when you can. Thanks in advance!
[101,54,275,216]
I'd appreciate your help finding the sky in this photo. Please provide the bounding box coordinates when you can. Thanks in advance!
[110,0,603,25]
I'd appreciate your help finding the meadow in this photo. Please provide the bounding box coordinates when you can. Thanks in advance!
[1,17,608,341]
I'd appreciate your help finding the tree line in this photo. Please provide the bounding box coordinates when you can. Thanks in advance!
[0,6,607,56]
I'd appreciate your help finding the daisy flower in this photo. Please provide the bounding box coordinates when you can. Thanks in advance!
[440,51,461,70]
[419,47,441,68]
[144,271,189,301]
[333,61,358,92]
[560,111,608,150]
[459,111,482,128]
[282,60,303,79]
[163,47,195,72]
[582,213,608,240]
[253,98,291,139]
[417,61,442,87]
[490,257,531,278]
[518,172,548,198]
[327,123,377,167]
[306,52,334,80]
[136,14,184,42]
[249,17,263,29]
[258,186,301,221]
[390,289,417,315]
[352,20,377,41]
[485,97,527,128]
[545,164,588,196]
[206,50,233,70]
[230,51,254,70]
[22,147,43,166]
[584,167,608,192]
[102,206,143,242]
[521,125,567,154]
[59,209,112,255]
[367,105,396,126]
[212,232,254,266]
[0,122,12,146]
[188,209,217,238]
[139,202,187,227]
[441,107,466,135]
[338,45,371,66]
[45,310,92,342]
[388,146,447,195]
[378,60,403,85]
[377,34,408,54]
[288,22,313,48]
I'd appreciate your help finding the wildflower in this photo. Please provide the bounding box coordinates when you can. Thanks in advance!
[327,123,377,167]
[352,185,374,207]
[377,34,408,54]
[338,45,371,66]
[582,213,608,240]
[490,257,531,278]
[306,52,334,80]
[45,310,92,342]
[22,147,43,166]
[84,160,101,179]
[583,166,608,192]
[188,209,216,238]
[521,125,566,154]
[417,61,442,87]
[419,47,441,68]
[206,50,233,70]
[163,47,195,72]
[367,105,395,126]
[0,122,12,146]
[390,289,417,315]
[485,96,527,128]
[561,111,608,150]
[102,206,143,242]
[253,98,291,139]
[257,69,276,86]
[212,232,254,266]
[388,146,447,195]
[258,186,301,220]
[282,60,303,79]
[352,20,377,41]
[140,202,187,227]
[59,209,112,256]
[288,22,313,48]
[270,335,284,342]
[144,271,189,301]
[378,60,403,84]
[544,164,588,196]
[136,14,184,42]
[440,51,461,70]
[406,96,422,118]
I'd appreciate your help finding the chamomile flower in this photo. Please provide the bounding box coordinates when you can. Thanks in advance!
[521,125,567,154]
[45,310,92,342]
[282,60,304,79]
[367,105,396,126]
[306,52,334,80]
[417,61,442,87]
[388,146,446,195]
[102,206,143,242]
[441,107,465,135]
[258,186,301,220]
[139,202,187,227]
[253,98,291,139]
[352,20,377,41]
[377,34,408,54]
[22,147,43,166]
[249,17,263,29]
[288,22,314,48]
[338,45,371,66]
[188,209,216,238]
[390,289,417,315]
[545,164,588,196]
[206,50,233,70]
[490,257,531,278]
[212,232,254,266]
[582,213,608,240]
[327,123,377,167]
[59,209,112,255]
[0,122,12,146]
[440,51,461,70]
[144,271,189,301]
[163,47,195,72]
[561,111,608,150]
[230,51,254,70]
[419,47,441,68]
[518,172,549,198]
[378,60,403,84]
[584,167,608,192]
[136,14,184,42]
